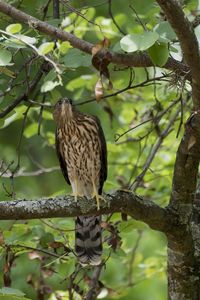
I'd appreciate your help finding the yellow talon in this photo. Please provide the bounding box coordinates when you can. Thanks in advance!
[92,191,106,210]
[71,192,78,202]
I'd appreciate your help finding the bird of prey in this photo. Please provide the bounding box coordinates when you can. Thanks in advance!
[53,98,107,265]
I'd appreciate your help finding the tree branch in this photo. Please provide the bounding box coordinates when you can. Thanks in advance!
[170,112,200,218]
[0,1,189,77]
[156,0,200,108]
[85,265,103,300]
[130,106,181,190]
[155,0,200,220]
[53,0,60,19]
[0,191,178,234]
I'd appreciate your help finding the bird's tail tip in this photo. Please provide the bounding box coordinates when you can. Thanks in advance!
[75,215,102,266]
[78,254,102,266]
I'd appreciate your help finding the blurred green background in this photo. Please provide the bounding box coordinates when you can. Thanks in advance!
[0,0,198,299]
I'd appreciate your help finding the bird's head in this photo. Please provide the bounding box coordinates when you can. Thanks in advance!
[53,97,74,124]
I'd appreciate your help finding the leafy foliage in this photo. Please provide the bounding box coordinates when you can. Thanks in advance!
[0,0,198,299]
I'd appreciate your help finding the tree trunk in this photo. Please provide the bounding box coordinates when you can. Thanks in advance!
[167,233,200,299]
[166,112,200,300]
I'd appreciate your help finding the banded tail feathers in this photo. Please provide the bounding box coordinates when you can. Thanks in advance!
[75,216,102,265]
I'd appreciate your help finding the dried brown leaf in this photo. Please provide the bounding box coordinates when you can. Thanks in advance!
[49,241,64,249]
[92,38,112,101]
[28,251,42,261]
[95,78,104,102]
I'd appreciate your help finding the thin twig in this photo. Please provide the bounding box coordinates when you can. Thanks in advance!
[1,166,60,178]
[77,75,169,106]
[108,0,126,35]
[42,0,52,21]
[0,69,43,119]
[115,97,180,142]
[53,0,60,19]
[129,4,147,31]
[85,265,103,300]
[12,244,69,260]
[37,95,46,136]
[60,0,103,35]
[68,264,82,300]
[12,105,32,176]
[128,230,143,286]
[130,106,181,191]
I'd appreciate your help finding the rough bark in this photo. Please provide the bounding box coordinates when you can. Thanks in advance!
[0,191,178,234]
[167,113,200,300]
[155,1,200,299]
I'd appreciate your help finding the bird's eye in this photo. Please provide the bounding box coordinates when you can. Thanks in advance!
[58,100,62,105]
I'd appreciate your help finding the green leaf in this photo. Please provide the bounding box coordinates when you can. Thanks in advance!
[111,248,126,259]
[185,0,198,10]
[0,49,12,66]
[23,123,38,138]
[59,41,71,54]
[0,295,30,300]
[61,49,91,68]
[148,42,169,67]
[14,34,37,45]
[0,296,30,300]
[3,40,26,49]
[0,287,25,297]
[154,21,176,42]
[46,131,55,145]
[3,105,29,128]
[169,45,179,53]
[38,42,55,55]
[57,260,76,277]
[40,232,54,247]
[0,119,4,128]
[120,32,159,52]
[6,23,22,34]
[47,19,61,27]
[0,66,15,77]
[43,70,57,83]
[66,75,93,91]
[119,219,147,232]
[41,80,60,93]
[42,111,53,120]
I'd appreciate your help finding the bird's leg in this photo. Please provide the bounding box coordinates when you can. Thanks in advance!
[71,179,79,202]
[92,180,106,210]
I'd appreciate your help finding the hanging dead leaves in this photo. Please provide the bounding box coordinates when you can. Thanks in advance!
[92,38,113,101]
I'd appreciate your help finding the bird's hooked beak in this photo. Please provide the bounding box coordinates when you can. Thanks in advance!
[53,98,73,124]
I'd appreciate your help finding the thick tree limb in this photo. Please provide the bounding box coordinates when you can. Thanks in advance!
[154,2,200,298]
[156,0,200,217]
[167,111,200,300]
[156,0,200,108]
[0,191,178,234]
[0,1,189,77]
[170,112,200,216]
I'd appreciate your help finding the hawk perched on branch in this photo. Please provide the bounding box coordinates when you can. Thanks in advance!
[53,98,107,265]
